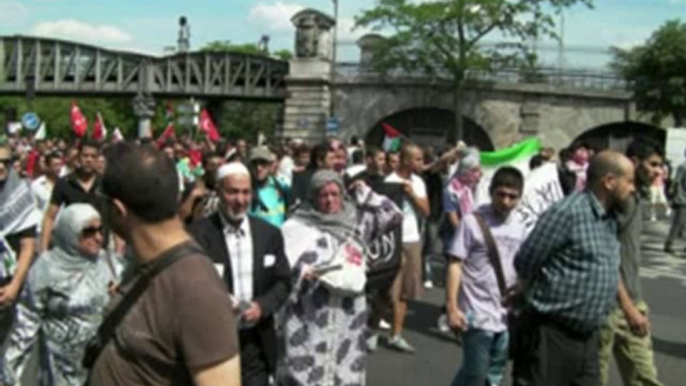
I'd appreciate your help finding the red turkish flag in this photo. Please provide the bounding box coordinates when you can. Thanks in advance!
[70,102,88,138]
[199,109,221,142]
[155,123,176,148]
[92,112,107,140]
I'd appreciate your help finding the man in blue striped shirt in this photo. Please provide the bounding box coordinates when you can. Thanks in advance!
[512,150,636,386]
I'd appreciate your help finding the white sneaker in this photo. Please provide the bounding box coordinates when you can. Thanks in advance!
[366,333,379,352]
[388,335,415,354]
[379,319,391,330]
[424,280,434,289]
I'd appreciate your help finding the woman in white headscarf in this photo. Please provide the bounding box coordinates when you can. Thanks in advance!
[442,148,482,246]
[2,203,121,386]
[278,170,402,386]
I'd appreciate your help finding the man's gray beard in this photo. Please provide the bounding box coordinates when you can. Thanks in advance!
[223,207,247,222]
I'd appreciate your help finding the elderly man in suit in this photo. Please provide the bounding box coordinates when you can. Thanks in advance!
[190,162,291,386]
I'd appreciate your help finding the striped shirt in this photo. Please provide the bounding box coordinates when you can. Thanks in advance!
[514,191,621,333]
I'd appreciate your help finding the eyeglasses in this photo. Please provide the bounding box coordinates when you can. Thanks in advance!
[81,226,104,238]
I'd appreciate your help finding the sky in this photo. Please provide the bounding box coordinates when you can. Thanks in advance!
[0,0,684,70]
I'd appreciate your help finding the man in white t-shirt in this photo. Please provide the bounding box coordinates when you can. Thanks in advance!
[385,143,430,353]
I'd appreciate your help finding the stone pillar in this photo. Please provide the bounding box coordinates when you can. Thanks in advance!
[357,34,384,73]
[282,9,336,143]
[132,93,156,139]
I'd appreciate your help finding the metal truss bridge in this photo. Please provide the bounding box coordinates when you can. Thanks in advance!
[0,35,289,101]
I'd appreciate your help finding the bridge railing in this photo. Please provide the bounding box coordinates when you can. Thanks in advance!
[335,62,630,92]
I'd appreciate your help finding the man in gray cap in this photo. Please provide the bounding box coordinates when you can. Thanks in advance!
[249,146,290,227]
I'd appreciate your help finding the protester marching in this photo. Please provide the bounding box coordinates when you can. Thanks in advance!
[0,99,676,386]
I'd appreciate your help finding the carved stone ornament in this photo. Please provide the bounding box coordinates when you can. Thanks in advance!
[291,9,335,59]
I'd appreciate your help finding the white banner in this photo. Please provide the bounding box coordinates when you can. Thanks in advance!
[515,162,564,234]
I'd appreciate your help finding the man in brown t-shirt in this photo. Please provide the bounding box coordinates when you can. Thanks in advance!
[88,142,240,386]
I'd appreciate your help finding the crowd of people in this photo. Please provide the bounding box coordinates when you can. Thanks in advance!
[0,126,679,386]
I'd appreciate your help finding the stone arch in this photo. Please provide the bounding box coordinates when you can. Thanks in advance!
[572,121,666,152]
[334,85,489,145]
[364,107,494,151]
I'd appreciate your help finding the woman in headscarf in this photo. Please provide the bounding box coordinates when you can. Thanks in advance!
[442,147,482,248]
[278,170,402,386]
[2,203,121,386]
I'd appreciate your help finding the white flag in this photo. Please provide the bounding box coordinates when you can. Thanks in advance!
[34,123,47,140]
[112,127,124,142]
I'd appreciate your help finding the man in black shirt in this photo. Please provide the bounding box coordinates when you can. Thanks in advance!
[348,146,387,188]
[40,140,105,252]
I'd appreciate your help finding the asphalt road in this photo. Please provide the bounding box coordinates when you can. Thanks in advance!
[367,219,686,386]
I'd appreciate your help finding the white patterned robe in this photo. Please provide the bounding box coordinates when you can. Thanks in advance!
[278,186,402,386]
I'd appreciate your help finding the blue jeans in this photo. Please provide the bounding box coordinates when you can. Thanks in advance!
[450,328,509,386]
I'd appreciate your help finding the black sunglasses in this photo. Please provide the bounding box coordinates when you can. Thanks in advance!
[82,226,104,238]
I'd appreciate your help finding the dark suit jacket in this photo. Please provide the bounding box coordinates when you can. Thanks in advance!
[189,213,291,374]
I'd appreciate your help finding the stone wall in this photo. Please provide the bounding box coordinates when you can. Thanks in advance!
[333,75,636,150]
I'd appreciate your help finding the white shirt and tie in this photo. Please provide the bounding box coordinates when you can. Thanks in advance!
[220,215,254,303]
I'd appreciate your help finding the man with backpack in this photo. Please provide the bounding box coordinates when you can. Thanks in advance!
[87,142,240,386]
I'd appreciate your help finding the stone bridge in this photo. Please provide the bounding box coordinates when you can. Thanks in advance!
[283,9,664,152]
[331,70,643,151]
[0,9,665,151]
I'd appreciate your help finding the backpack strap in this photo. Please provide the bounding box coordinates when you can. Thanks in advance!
[83,242,205,369]
[473,212,507,297]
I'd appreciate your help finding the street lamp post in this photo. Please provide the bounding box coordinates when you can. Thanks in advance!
[330,0,338,118]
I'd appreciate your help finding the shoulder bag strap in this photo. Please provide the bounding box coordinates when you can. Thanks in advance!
[473,212,507,298]
[83,242,205,369]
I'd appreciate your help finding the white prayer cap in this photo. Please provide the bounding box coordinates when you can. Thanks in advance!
[217,162,250,181]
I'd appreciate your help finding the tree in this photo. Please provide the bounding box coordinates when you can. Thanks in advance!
[355,0,593,144]
[273,49,294,61]
[201,40,293,61]
[611,20,686,127]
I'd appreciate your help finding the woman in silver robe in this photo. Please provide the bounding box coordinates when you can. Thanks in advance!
[2,203,120,386]
[278,170,402,386]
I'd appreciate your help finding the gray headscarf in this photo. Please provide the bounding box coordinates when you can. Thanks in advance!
[292,170,359,243]
[33,204,106,289]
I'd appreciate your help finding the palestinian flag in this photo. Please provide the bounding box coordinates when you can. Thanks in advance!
[382,123,402,152]
[474,138,564,233]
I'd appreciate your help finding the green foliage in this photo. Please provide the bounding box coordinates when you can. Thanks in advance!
[201,40,265,55]
[215,101,280,143]
[200,40,293,61]
[273,49,294,61]
[611,19,686,126]
[0,96,143,139]
[355,0,593,80]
